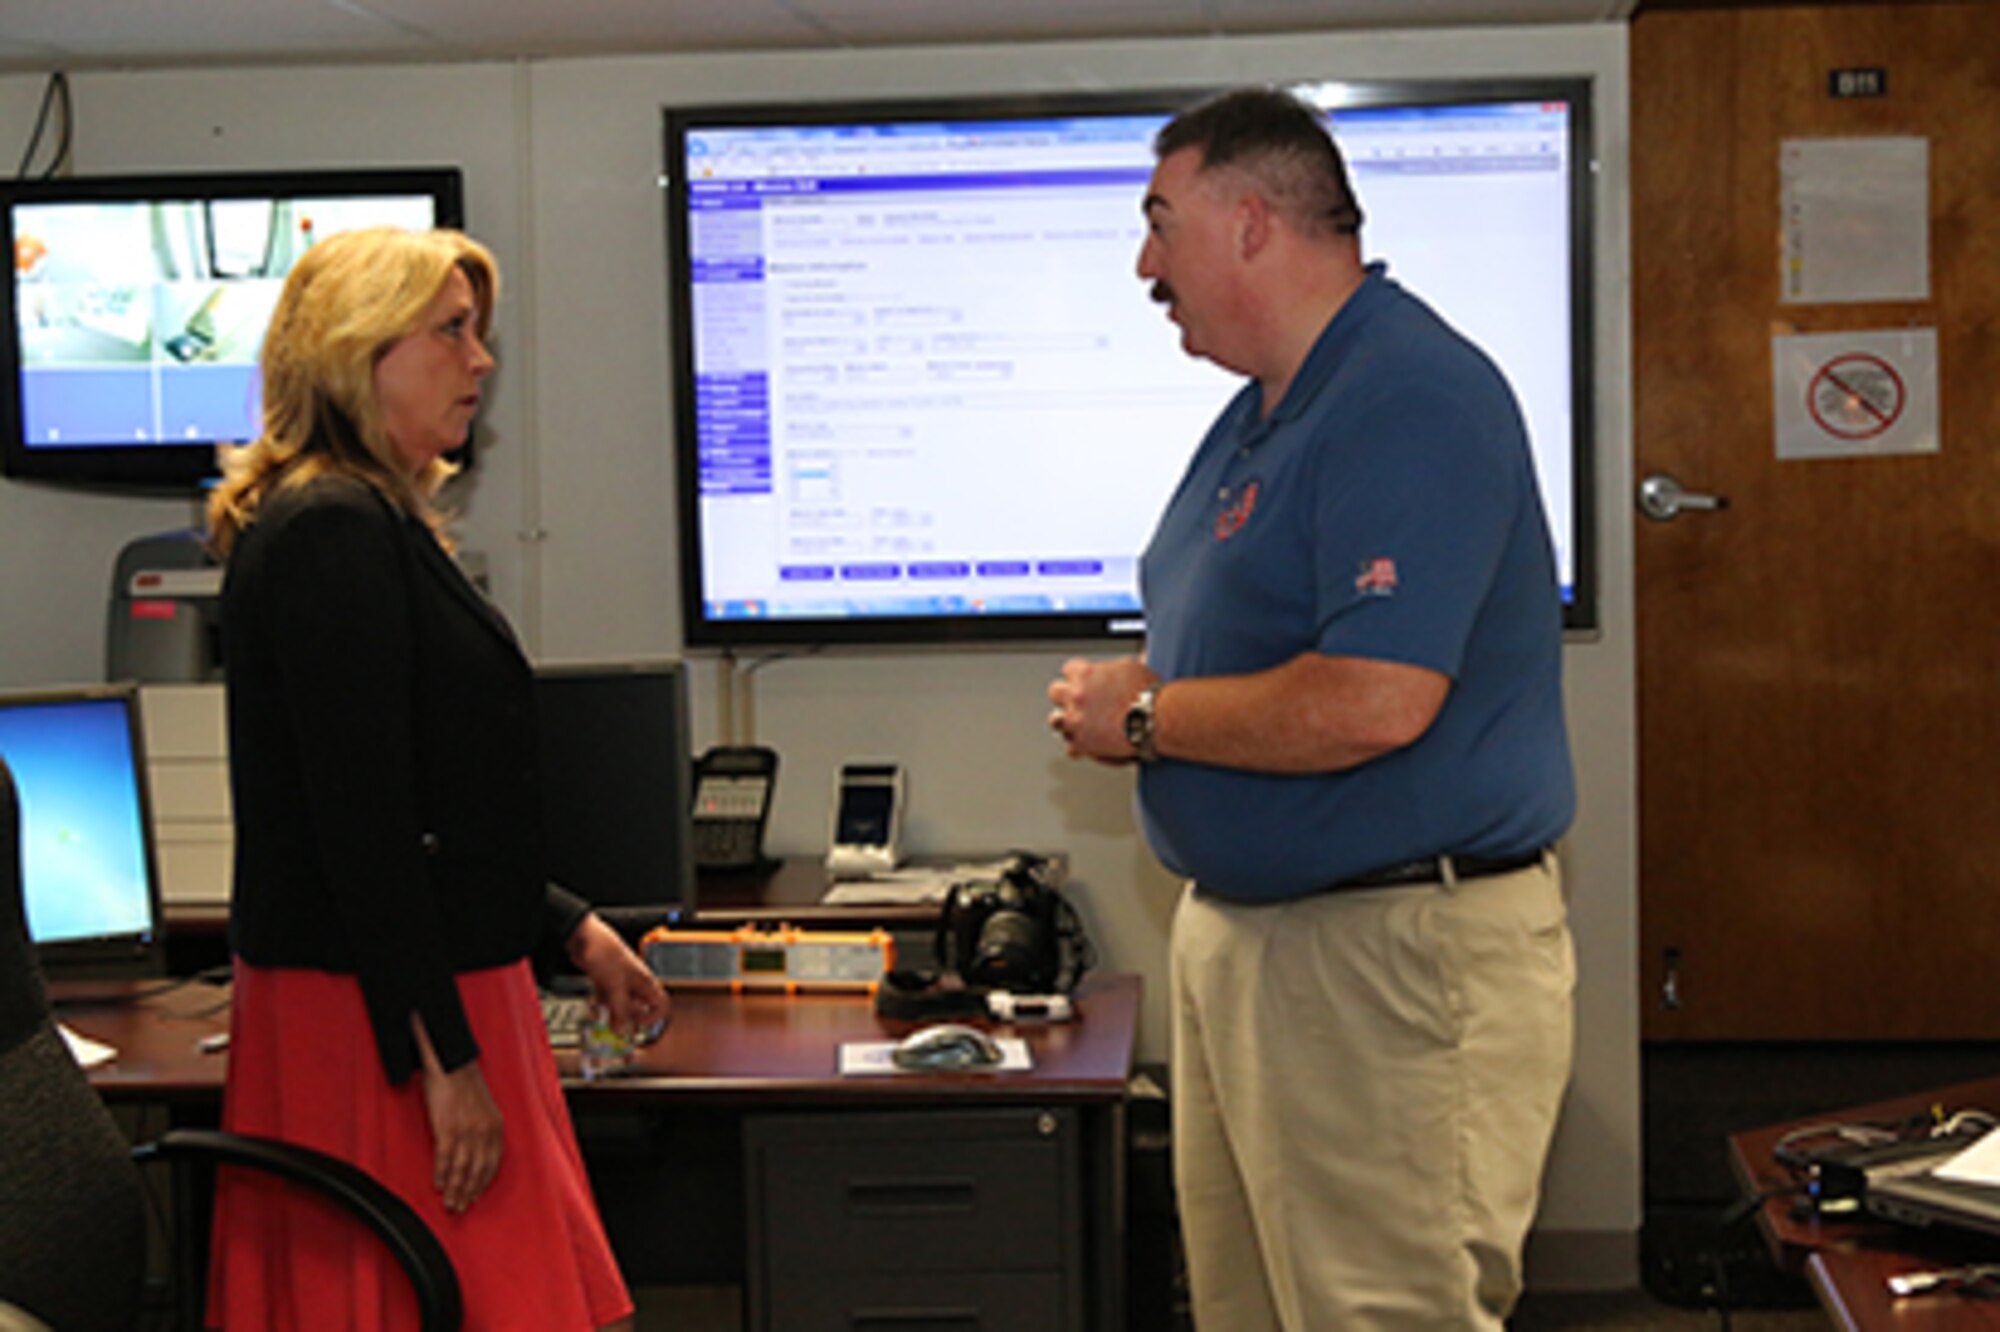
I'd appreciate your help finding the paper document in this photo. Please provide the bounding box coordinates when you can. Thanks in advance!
[839,1038,1033,1075]
[819,859,1011,907]
[58,1022,117,1069]
[1934,1129,2000,1186]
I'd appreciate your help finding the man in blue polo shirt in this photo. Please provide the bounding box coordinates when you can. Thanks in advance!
[1048,88,1576,1330]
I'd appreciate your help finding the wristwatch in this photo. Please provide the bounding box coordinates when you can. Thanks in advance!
[1124,686,1161,763]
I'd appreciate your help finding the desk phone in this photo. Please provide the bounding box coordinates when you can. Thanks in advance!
[692,745,778,871]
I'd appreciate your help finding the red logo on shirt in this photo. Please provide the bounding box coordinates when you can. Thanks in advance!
[1214,481,1260,541]
[1355,557,1399,597]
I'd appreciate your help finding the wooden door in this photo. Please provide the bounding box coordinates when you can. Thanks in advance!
[1634,3,2000,1039]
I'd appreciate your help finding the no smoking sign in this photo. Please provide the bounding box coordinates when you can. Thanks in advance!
[1808,353,1904,440]
[1774,329,1938,460]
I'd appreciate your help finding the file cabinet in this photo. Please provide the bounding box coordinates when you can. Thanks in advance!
[745,1106,1085,1331]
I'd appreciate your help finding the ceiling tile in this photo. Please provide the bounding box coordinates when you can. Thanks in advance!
[1206,0,1619,24]
[796,0,1217,45]
[0,0,1632,74]
[3,0,442,64]
[372,0,829,55]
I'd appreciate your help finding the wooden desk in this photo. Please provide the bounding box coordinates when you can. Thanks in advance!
[1730,1076,2000,1330]
[56,970,1138,1330]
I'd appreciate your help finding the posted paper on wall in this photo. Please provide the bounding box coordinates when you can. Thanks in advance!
[1772,328,1938,461]
[1781,137,1930,305]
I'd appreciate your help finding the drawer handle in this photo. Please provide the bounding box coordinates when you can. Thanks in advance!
[850,1308,980,1329]
[846,1175,976,1216]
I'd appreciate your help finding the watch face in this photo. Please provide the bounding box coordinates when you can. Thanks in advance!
[1124,709,1147,744]
[1124,694,1153,750]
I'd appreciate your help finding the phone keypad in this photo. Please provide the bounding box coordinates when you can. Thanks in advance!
[694,818,763,869]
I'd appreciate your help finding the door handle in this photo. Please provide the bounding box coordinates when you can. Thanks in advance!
[1637,473,1729,522]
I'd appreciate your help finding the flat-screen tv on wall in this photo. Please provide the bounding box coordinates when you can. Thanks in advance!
[664,79,1596,648]
[0,167,464,492]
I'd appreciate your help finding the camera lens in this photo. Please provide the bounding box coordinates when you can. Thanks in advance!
[969,908,1049,990]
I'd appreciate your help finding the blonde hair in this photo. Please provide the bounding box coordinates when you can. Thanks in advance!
[206,226,499,556]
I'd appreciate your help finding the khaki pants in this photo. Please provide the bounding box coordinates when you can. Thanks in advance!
[1170,858,1575,1331]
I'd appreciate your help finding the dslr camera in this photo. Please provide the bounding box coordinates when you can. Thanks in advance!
[937,853,1092,994]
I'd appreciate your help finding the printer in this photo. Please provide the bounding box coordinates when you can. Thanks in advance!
[106,530,223,683]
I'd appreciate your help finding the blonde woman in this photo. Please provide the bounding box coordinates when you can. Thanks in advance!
[207,227,664,1331]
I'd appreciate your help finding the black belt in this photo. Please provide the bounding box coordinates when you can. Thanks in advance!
[1327,848,1548,892]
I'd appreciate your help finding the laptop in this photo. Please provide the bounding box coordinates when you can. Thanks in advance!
[1865,1136,2000,1238]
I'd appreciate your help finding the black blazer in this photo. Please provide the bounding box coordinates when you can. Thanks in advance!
[221,473,585,1083]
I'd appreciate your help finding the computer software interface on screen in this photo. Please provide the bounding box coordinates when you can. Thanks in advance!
[670,86,1588,642]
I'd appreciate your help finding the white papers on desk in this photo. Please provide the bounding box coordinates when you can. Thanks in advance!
[839,1038,1033,1075]
[819,859,1011,907]
[1935,1128,2000,1186]
[57,1022,117,1069]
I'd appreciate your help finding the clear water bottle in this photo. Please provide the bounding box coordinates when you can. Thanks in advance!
[577,1006,634,1081]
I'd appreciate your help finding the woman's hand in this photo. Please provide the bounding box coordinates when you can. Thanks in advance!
[412,1017,504,1213]
[567,913,671,1040]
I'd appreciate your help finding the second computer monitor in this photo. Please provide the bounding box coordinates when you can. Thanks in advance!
[0,682,164,973]
[533,660,697,915]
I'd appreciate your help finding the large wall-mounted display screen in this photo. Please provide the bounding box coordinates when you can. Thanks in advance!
[665,82,1595,647]
[0,168,463,492]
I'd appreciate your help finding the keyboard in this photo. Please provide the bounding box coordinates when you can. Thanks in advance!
[540,992,590,1048]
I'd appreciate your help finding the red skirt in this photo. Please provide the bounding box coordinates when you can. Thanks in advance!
[207,958,632,1331]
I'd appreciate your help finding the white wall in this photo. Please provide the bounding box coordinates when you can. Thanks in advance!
[0,22,1637,1279]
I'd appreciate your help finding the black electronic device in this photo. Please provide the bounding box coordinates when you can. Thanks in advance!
[0,167,463,492]
[0,682,164,974]
[532,661,697,912]
[826,761,904,879]
[691,745,779,872]
[937,853,1092,995]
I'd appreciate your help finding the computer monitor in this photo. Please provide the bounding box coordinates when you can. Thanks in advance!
[0,683,164,970]
[665,78,1597,647]
[532,661,698,919]
[0,167,465,492]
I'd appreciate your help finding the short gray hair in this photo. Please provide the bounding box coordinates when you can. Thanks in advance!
[1155,87,1364,239]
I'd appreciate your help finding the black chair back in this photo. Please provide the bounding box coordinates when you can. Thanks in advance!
[0,755,147,1332]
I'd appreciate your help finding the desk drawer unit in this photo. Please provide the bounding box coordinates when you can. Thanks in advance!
[745,1106,1084,1332]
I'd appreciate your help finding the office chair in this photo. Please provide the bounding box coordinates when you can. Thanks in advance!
[132,1128,465,1332]
[0,1302,52,1332]
[0,755,464,1332]
[0,755,146,1332]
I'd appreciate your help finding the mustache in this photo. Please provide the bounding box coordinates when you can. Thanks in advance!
[1149,281,1176,306]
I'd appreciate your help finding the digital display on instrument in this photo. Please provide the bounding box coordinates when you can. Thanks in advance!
[741,945,788,974]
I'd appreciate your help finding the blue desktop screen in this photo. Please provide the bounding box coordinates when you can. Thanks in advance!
[0,693,158,948]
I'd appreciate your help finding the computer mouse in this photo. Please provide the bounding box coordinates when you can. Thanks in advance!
[892,1022,1003,1071]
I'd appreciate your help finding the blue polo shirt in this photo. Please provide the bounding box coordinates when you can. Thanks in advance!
[1137,264,1574,902]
